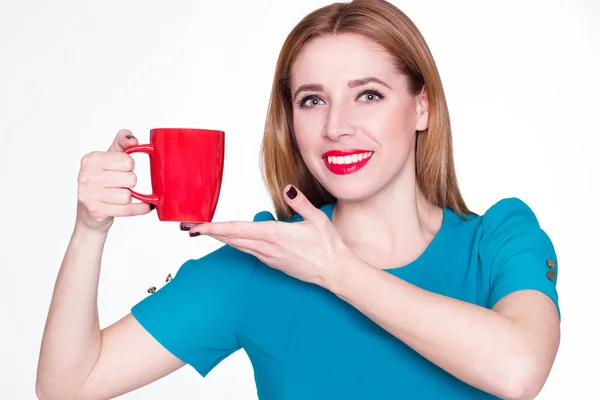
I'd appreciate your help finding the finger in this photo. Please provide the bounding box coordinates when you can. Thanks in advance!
[108,129,138,152]
[100,171,137,188]
[283,185,326,223]
[100,202,153,217]
[81,151,135,172]
[96,188,132,205]
[198,233,269,258]
[190,221,274,240]
[179,222,203,232]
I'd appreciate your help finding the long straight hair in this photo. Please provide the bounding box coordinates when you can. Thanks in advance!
[260,0,470,220]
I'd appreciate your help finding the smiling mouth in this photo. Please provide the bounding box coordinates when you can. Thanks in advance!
[321,150,374,175]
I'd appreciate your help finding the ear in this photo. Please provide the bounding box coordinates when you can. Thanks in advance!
[415,86,430,132]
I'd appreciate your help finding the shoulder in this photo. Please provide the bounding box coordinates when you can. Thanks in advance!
[439,197,541,245]
[475,197,556,268]
[480,197,540,232]
[442,197,554,266]
[471,198,560,316]
[478,197,551,251]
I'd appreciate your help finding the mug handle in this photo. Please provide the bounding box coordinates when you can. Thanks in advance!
[123,144,159,204]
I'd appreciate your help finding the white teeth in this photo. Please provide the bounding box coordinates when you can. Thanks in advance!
[325,152,373,165]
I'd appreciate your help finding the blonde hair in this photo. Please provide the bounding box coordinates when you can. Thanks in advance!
[260,0,470,220]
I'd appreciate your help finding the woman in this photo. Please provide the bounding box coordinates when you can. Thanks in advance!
[36,0,560,399]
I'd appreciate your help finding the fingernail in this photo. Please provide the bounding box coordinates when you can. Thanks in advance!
[149,204,156,211]
[180,225,190,231]
[126,135,136,139]
[189,232,201,237]
[286,186,298,200]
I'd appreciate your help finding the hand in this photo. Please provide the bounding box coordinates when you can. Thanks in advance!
[188,185,353,290]
[75,129,154,233]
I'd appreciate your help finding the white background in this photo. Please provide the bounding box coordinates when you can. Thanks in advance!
[1,0,598,399]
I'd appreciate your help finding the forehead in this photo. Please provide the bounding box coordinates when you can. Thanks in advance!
[291,34,397,87]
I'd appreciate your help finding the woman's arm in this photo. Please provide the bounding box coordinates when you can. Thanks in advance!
[328,259,560,400]
[36,223,185,400]
[187,190,559,399]
[37,131,186,400]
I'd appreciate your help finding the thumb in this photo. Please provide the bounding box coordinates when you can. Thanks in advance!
[108,129,138,152]
[283,185,324,223]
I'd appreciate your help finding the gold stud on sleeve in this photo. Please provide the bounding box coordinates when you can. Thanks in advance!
[546,259,556,269]
[547,270,556,281]
[147,286,157,294]
[166,273,172,282]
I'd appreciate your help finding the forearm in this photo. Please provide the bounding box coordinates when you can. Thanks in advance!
[330,259,540,400]
[36,222,108,399]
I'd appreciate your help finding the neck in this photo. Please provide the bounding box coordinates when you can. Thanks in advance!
[332,165,443,268]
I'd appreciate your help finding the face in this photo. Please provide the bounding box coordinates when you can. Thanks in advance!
[290,33,429,201]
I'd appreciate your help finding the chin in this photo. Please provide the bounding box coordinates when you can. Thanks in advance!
[320,175,383,203]
[308,155,402,203]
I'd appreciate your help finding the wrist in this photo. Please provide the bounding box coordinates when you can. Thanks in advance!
[325,248,366,298]
[74,219,111,239]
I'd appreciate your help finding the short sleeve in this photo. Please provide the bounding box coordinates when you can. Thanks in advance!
[131,244,258,376]
[480,198,560,319]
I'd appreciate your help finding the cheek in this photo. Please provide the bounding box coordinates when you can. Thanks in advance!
[292,111,324,152]
[359,102,417,144]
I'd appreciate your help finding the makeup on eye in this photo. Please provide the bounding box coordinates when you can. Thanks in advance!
[296,94,326,109]
[357,89,385,102]
[295,88,386,109]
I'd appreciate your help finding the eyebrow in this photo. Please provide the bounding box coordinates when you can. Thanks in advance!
[348,77,392,90]
[292,77,392,100]
[293,84,324,100]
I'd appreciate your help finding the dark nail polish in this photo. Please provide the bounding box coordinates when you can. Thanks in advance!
[180,225,191,231]
[189,232,201,237]
[149,204,156,211]
[286,186,298,200]
[126,135,135,139]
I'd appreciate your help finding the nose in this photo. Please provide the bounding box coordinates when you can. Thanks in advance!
[323,101,356,141]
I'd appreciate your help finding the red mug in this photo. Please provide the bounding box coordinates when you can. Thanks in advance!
[124,128,225,222]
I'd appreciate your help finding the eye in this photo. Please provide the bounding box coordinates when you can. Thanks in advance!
[357,89,384,103]
[297,95,325,109]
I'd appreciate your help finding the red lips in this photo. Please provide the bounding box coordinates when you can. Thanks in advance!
[321,149,373,175]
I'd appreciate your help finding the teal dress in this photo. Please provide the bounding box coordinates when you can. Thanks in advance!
[131,197,560,399]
